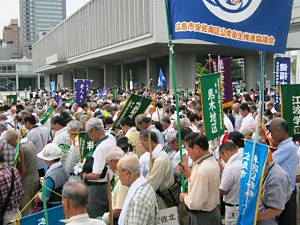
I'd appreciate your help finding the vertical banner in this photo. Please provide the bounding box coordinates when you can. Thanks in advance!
[50,81,56,98]
[114,86,119,99]
[40,107,54,125]
[75,80,91,106]
[237,140,268,225]
[99,89,103,99]
[281,84,300,140]
[6,95,17,104]
[78,131,95,158]
[210,57,233,107]
[200,73,224,140]
[275,57,290,104]
[56,95,61,106]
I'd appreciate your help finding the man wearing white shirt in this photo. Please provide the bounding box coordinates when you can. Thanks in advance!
[82,118,116,218]
[238,103,254,136]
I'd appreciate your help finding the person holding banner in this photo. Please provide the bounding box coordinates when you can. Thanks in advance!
[83,118,116,218]
[61,181,106,225]
[178,132,221,225]
[139,130,174,210]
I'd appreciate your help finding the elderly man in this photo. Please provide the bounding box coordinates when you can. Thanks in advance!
[219,142,242,225]
[82,118,116,218]
[119,117,140,156]
[61,181,105,225]
[117,155,158,225]
[178,132,221,225]
[269,118,298,225]
[102,147,129,225]
[139,130,174,209]
[24,114,48,177]
[135,114,164,144]
[0,151,24,224]
[0,122,15,166]
[4,129,39,216]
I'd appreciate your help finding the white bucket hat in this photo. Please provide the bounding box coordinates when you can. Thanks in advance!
[37,143,62,161]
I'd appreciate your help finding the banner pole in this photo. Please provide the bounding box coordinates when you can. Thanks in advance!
[107,173,113,225]
[164,0,184,190]
[148,132,153,170]
[41,179,49,225]
[259,51,265,124]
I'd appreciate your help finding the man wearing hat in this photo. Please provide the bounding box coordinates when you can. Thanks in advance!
[36,143,68,208]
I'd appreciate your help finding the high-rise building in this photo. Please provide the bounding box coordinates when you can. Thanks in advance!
[2,19,20,58]
[19,0,66,58]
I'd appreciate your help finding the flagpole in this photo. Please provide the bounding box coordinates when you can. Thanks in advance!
[164,0,184,190]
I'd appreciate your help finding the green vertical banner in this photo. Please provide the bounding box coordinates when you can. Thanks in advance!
[113,94,152,130]
[78,131,95,158]
[6,95,17,104]
[281,84,300,140]
[40,107,54,125]
[200,72,224,141]
[114,85,119,99]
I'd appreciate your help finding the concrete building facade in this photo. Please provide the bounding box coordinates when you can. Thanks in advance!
[0,58,44,92]
[20,0,66,58]
[32,0,300,91]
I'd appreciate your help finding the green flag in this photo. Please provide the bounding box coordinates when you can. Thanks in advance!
[6,95,17,104]
[66,98,74,104]
[281,84,300,140]
[113,94,152,130]
[114,86,119,99]
[200,72,224,141]
[78,131,96,158]
[13,138,20,167]
[40,107,54,125]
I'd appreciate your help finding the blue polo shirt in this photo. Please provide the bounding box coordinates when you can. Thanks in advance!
[273,137,298,191]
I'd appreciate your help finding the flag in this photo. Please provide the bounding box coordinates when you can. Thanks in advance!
[78,131,95,158]
[237,140,269,225]
[55,95,61,106]
[210,57,233,108]
[99,89,103,99]
[157,68,166,90]
[281,84,300,140]
[13,138,20,167]
[75,80,91,106]
[200,72,224,140]
[6,95,17,105]
[168,0,293,53]
[113,94,153,130]
[50,81,56,98]
[40,107,54,125]
[275,57,291,104]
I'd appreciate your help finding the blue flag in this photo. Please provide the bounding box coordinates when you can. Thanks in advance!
[99,89,103,99]
[50,81,56,98]
[56,95,61,106]
[237,140,269,225]
[168,0,293,53]
[75,80,91,106]
[157,68,166,90]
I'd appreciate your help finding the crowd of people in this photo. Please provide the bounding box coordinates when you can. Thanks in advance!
[0,87,299,225]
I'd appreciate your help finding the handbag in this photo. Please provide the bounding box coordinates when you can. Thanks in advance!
[82,157,108,179]
[0,168,15,225]
[29,202,44,215]
[157,179,181,208]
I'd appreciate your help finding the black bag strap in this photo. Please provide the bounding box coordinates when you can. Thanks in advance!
[0,167,15,216]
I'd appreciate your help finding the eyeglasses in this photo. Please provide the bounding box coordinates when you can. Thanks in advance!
[117,169,131,174]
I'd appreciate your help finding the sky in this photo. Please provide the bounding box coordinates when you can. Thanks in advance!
[0,0,90,39]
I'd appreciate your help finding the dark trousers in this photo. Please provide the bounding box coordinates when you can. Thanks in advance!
[278,188,296,225]
[188,207,221,225]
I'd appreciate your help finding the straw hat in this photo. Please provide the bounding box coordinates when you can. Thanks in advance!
[37,143,62,161]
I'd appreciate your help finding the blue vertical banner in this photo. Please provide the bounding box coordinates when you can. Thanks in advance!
[76,80,91,106]
[99,89,103,99]
[168,0,293,53]
[56,95,61,106]
[50,81,56,98]
[275,57,290,104]
[237,140,268,225]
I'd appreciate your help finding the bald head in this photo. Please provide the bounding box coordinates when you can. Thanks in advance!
[270,118,289,133]
[118,155,140,175]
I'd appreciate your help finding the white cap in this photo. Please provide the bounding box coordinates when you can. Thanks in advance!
[37,143,62,161]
